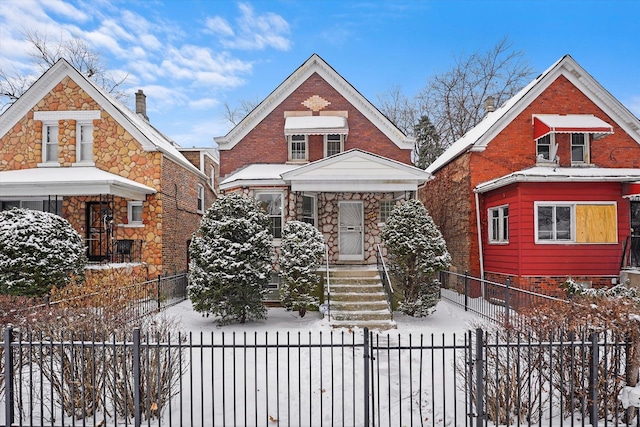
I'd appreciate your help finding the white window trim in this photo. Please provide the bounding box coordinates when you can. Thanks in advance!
[536,133,558,164]
[126,201,144,228]
[301,194,317,227]
[379,200,395,224]
[324,134,344,157]
[288,135,308,162]
[73,122,95,166]
[38,121,60,166]
[197,184,205,214]
[571,133,590,165]
[255,190,285,242]
[534,201,617,244]
[488,204,509,244]
[209,166,216,192]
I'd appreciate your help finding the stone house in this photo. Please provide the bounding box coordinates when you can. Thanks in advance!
[420,54,640,294]
[216,54,430,275]
[0,59,218,277]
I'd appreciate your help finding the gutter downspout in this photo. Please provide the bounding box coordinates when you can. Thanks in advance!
[474,191,485,288]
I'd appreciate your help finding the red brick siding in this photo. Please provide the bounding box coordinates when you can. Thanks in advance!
[220,72,411,177]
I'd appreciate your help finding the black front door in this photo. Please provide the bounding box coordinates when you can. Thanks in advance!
[86,202,113,262]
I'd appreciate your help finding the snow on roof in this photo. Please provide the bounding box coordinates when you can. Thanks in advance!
[220,164,302,190]
[474,166,640,193]
[284,116,349,135]
[0,167,157,200]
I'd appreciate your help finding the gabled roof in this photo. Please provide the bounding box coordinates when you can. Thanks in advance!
[0,59,204,177]
[427,55,640,174]
[214,53,413,151]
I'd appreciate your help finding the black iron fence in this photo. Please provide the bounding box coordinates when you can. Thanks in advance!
[1,327,638,426]
[22,273,188,323]
[439,270,568,331]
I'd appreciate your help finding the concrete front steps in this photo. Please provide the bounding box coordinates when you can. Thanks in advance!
[324,267,396,331]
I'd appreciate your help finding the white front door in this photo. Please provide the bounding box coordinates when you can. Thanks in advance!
[338,201,364,261]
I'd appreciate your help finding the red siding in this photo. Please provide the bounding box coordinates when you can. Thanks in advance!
[483,182,630,278]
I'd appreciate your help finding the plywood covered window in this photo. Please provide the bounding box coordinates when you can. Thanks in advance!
[575,204,617,243]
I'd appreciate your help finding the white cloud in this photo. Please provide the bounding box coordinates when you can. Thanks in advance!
[41,0,91,23]
[219,3,291,51]
[189,97,219,110]
[205,16,234,37]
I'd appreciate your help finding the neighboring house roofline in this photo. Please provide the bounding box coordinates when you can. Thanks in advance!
[0,59,206,178]
[214,53,414,151]
[427,54,640,175]
[474,166,640,193]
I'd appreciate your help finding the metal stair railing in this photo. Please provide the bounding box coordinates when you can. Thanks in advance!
[375,243,394,320]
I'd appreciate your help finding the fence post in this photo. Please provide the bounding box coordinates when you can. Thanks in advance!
[157,274,162,310]
[133,328,141,427]
[464,271,469,312]
[504,278,510,327]
[4,328,14,427]
[363,327,370,427]
[475,328,485,427]
[589,332,599,426]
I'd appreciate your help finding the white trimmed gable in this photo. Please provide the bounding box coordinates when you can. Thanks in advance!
[426,55,640,174]
[0,59,204,177]
[215,54,413,151]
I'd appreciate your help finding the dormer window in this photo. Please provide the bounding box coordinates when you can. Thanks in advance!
[325,134,343,157]
[571,133,589,164]
[288,134,307,161]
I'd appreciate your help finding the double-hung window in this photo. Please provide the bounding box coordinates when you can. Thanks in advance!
[301,195,316,227]
[197,185,205,213]
[289,135,307,161]
[536,134,553,162]
[76,123,94,163]
[43,123,59,164]
[256,192,283,238]
[379,200,395,223]
[325,134,343,157]
[488,205,509,243]
[571,133,589,164]
[536,204,573,242]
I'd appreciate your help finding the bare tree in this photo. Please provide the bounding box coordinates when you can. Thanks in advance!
[376,37,535,158]
[417,37,534,146]
[0,30,129,111]
[221,96,261,126]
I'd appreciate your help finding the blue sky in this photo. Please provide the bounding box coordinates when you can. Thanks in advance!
[1,0,639,148]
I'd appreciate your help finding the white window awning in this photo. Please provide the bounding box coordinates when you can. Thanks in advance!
[533,114,614,140]
[284,116,348,136]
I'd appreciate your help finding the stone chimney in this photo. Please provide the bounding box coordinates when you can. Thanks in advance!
[484,96,495,116]
[135,89,149,121]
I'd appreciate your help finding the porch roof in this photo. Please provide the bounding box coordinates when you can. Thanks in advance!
[0,167,157,200]
[219,149,431,192]
[474,166,640,193]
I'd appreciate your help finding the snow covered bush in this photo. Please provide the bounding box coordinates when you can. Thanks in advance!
[0,208,87,297]
[279,220,325,317]
[381,199,451,317]
[188,193,272,324]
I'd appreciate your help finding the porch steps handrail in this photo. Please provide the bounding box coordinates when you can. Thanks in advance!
[324,244,331,319]
[375,243,394,318]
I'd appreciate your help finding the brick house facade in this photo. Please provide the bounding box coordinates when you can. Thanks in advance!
[0,59,217,277]
[420,55,640,294]
[216,54,430,278]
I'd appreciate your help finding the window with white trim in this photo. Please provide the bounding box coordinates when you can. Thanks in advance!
[76,123,94,163]
[301,195,316,227]
[571,133,589,164]
[1,199,63,215]
[537,204,572,242]
[536,134,553,162]
[488,205,509,243]
[288,135,307,161]
[325,134,343,157]
[127,201,143,226]
[379,200,395,223]
[256,192,283,238]
[197,184,205,213]
[43,123,59,164]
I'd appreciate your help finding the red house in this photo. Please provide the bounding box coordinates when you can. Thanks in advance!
[420,55,640,294]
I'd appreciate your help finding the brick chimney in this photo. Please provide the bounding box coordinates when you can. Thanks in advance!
[135,89,149,121]
[484,96,495,117]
